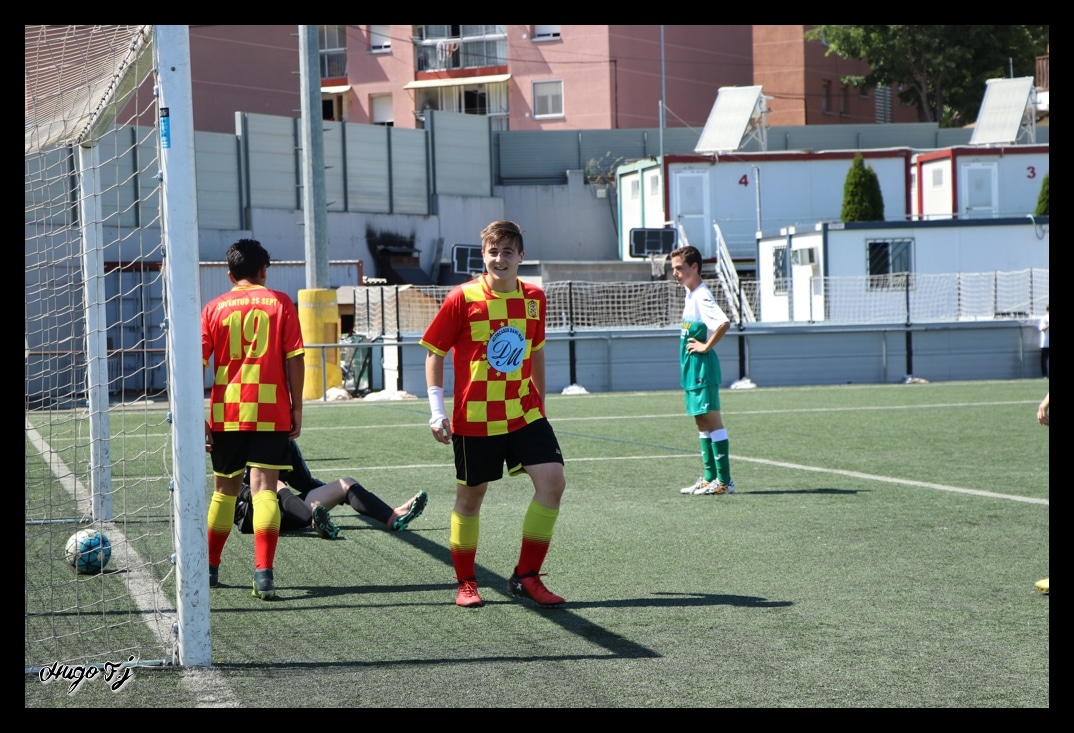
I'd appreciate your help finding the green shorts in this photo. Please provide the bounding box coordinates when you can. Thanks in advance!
[684,384,721,417]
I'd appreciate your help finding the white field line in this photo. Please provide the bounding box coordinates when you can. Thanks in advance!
[289,452,1047,507]
[294,400,1047,506]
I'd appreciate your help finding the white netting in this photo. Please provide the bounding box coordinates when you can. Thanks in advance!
[25,25,152,154]
[821,270,1048,324]
[344,279,748,336]
[340,269,1045,338]
[25,25,181,673]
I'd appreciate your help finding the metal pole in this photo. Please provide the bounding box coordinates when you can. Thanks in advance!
[659,25,666,158]
[298,26,329,289]
[568,281,577,386]
[905,274,913,379]
[754,165,762,234]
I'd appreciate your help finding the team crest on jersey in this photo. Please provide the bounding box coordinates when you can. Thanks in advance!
[527,299,539,319]
[488,325,526,373]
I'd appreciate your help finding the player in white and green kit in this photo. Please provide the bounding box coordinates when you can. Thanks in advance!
[670,245,736,496]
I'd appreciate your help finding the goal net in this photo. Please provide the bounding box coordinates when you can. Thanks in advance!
[25,25,209,675]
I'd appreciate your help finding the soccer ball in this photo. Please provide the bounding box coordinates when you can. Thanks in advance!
[65,529,112,574]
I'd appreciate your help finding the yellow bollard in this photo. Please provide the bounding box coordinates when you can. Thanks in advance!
[298,289,342,400]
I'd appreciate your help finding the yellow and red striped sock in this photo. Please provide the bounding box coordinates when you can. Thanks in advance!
[251,489,281,571]
[516,500,559,576]
[450,510,479,581]
[207,492,236,566]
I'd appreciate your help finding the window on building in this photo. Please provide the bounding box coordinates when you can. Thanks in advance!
[875,86,892,123]
[773,245,789,294]
[414,25,506,72]
[413,80,508,128]
[371,94,393,126]
[867,238,914,290]
[533,80,563,118]
[463,87,487,116]
[370,24,390,53]
[532,25,561,41]
[319,25,347,78]
[322,94,344,122]
[821,80,832,114]
[840,84,849,116]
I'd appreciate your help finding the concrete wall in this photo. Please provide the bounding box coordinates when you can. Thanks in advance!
[496,169,620,260]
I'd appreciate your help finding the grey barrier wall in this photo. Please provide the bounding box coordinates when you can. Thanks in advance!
[31,112,1049,272]
[364,319,1040,398]
[25,113,1049,403]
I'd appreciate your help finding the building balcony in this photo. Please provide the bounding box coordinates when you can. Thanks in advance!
[412,27,506,73]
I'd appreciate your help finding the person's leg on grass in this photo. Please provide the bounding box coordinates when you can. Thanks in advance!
[681,389,715,494]
[249,467,281,600]
[277,485,314,528]
[303,479,350,512]
[207,476,241,588]
[388,490,428,531]
[509,462,566,606]
[705,402,734,495]
[452,483,486,607]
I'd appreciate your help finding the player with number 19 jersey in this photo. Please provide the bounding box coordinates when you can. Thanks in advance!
[201,284,305,432]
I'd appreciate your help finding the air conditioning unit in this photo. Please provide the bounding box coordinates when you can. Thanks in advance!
[791,247,818,266]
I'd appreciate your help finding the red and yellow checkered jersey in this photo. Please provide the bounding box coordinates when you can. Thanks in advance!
[420,274,547,437]
[201,284,305,432]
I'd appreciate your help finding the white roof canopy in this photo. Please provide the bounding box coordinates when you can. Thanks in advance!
[404,73,511,90]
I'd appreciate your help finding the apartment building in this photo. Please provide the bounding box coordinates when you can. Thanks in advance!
[185,25,918,135]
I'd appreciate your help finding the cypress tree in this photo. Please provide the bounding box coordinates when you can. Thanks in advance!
[842,153,885,222]
[1035,172,1049,216]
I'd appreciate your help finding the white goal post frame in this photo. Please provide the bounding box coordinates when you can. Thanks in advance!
[25,25,211,671]
[154,24,211,668]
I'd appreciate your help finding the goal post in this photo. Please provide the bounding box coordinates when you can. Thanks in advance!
[154,22,210,666]
[25,24,210,673]
[154,24,211,667]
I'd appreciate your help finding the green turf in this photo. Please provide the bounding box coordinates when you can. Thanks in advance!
[26,379,1049,707]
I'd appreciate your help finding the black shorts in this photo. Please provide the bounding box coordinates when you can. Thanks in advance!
[210,431,292,478]
[452,418,564,487]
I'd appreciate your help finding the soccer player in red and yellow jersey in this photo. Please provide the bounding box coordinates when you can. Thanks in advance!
[201,238,304,600]
[421,220,567,608]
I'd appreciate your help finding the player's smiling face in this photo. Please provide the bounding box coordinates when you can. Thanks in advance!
[483,239,523,290]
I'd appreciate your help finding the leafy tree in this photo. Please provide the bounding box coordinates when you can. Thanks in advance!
[842,153,884,222]
[805,25,1049,127]
[1035,172,1049,216]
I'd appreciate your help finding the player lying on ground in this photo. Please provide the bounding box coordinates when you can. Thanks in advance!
[234,440,428,539]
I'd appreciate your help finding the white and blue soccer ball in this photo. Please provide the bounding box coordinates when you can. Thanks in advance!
[65,529,112,574]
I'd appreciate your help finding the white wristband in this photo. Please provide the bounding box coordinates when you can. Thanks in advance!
[427,386,447,428]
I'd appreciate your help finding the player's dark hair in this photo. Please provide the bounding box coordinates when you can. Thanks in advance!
[226,238,271,281]
[669,244,702,272]
[480,220,524,254]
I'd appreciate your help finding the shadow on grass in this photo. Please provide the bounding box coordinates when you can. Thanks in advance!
[743,487,865,496]
[211,587,792,668]
[211,506,793,666]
